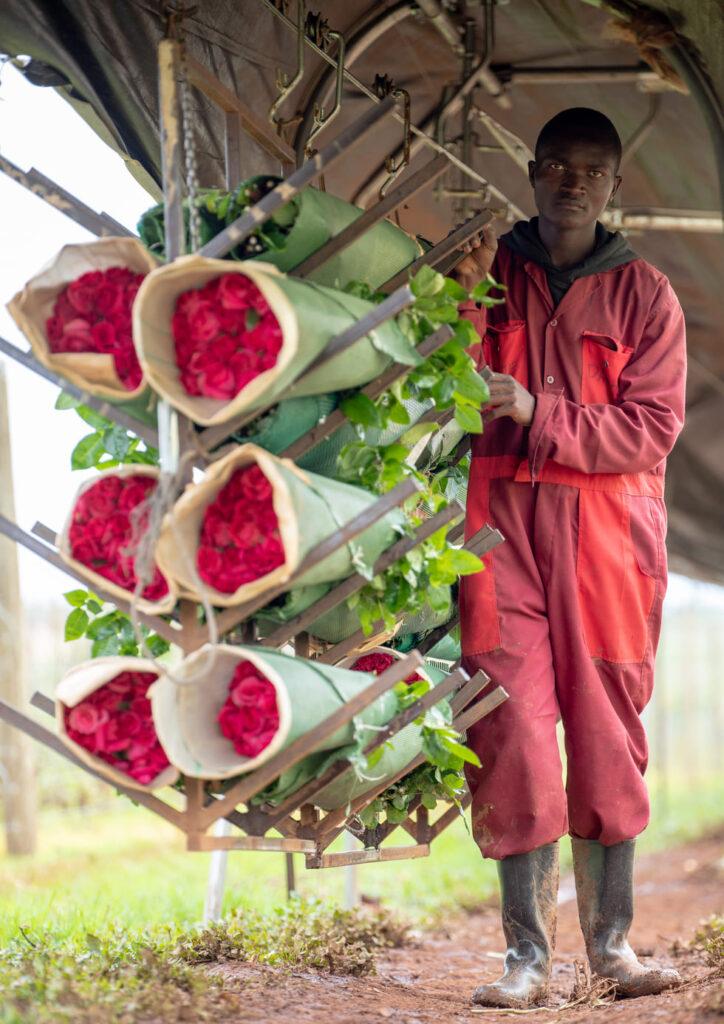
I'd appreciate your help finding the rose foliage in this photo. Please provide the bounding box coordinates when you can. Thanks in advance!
[63,670,171,785]
[46,266,145,390]
[217,660,280,759]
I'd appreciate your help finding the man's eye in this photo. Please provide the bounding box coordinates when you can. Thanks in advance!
[589,170,603,177]
[549,163,564,170]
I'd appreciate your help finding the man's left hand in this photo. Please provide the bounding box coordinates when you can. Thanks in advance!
[484,371,536,426]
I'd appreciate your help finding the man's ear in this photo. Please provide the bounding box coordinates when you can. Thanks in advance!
[528,160,536,189]
[610,174,622,204]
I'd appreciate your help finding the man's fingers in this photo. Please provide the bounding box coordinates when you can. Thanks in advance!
[483,403,516,422]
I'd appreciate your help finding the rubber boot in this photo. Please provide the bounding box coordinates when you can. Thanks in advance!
[472,842,558,1008]
[572,837,681,998]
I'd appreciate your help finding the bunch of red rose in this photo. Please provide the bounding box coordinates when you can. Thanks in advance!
[46,266,145,390]
[63,670,171,785]
[196,464,285,594]
[217,660,280,758]
[351,652,423,685]
[68,474,170,601]
[172,273,283,400]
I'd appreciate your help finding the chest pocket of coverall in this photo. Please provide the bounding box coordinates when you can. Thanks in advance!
[485,320,529,388]
[576,331,661,666]
[580,331,634,404]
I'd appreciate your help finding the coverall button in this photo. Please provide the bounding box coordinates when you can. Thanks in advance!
[549,318,558,327]
[546,375,555,384]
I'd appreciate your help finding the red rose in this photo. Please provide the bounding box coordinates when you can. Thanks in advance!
[350,652,422,685]
[46,266,146,392]
[217,273,254,311]
[198,361,236,400]
[217,661,279,758]
[67,703,109,735]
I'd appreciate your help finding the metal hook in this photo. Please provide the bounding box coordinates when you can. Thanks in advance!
[379,88,411,198]
[304,29,346,157]
[269,0,305,134]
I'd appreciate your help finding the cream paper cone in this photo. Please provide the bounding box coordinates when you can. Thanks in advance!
[56,656,178,791]
[7,237,158,401]
[155,443,403,608]
[58,465,178,615]
[132,255,417,426]
[150,643,399,780]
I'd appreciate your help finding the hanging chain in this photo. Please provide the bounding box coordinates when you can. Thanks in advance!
[178,45,202,254]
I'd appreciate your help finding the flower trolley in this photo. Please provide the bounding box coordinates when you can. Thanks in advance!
[0,34,507,872]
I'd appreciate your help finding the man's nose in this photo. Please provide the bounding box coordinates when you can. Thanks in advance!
[560,169,587,193]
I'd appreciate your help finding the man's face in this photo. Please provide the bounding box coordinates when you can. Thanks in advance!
[528,140,621,228]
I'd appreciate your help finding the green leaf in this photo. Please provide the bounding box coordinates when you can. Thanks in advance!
[102,425,134,460]
[65,608,89,641]
[453,370,489,405]
[410,265,444,299]
[442,737,482,767]
[341,393,383,428]
[371,324,421,366]
[63,589,89,608]
[91,634,122,658]
[71,433,106,470]
[86,599,103,615]
[146,634,170,657]
[76,405,111,430]
[55,392,80,411]
[443,548,485,576]
[421,791,438,810]
[399,421,437,449]
[454,404,483,434]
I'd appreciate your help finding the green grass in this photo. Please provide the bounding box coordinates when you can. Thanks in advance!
[1,774,722,945]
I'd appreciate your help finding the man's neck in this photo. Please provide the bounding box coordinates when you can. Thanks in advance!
[537,217,597,270]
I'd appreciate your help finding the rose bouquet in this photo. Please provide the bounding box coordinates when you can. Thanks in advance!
[56,657,178,791]
[150,644,401,779]
[155,444,404,608]
[58,466,177,615]
[8,237,158,401]
[133,256,419,427]
[138,176,422,291]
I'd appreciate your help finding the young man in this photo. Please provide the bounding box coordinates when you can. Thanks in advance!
[454,107,687,1008]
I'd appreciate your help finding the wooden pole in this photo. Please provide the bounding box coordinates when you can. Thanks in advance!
[0,363,37,854]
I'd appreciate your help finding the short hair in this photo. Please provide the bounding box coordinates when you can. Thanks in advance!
[534,108,622,170]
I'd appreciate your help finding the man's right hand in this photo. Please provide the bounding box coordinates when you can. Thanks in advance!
[454,223,498,292]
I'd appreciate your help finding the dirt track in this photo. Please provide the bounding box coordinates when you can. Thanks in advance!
[212,832,723,1023]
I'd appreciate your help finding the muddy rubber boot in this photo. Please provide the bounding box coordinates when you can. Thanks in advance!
[472,842,558,1009]
[572,837,681,998]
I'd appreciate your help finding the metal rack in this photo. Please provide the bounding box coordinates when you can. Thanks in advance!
[0,33,507,868]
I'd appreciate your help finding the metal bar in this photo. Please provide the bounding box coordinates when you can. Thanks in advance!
[306,844,430,869]
[293,154,449,279]
[314,624,385,666]
[185,54,296,169]
[466,526,505,559]
[197,282,416,452]
[187,834,316,853]
[213,477,422,637]
[415,613,459,656]
[316,683,507,837]
[450,669,491,716]
[0,155,133,237]
[381,211,494,293]
[197,652,424,829]
[0,335,159,448]
[0,697,187,828]
[199,95,397,260]
[600,210,723,232]
[429,791,471,840]
[260,667,468,828]
[280,325,454,461]
[260,502,462,648]
[0,514,181,646]
[495,64,665,87]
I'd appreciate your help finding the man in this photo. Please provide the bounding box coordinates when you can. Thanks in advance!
[454,107,686,1008]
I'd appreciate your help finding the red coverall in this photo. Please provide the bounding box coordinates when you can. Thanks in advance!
[459,241,687,860]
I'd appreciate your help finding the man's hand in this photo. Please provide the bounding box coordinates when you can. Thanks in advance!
[484,371,536,426]
[454,223,498,292]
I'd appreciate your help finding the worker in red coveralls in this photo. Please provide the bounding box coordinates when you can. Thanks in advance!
[454,108,686,1008]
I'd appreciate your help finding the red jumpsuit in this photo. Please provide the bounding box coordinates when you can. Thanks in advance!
[459,241,687,860]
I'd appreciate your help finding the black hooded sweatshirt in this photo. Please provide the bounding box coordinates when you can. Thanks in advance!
[500,216,638,306]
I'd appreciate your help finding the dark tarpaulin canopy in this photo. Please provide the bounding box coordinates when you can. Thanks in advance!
[1,0,722,581]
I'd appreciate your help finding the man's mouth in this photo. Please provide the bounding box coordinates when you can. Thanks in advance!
[555,197,586,211]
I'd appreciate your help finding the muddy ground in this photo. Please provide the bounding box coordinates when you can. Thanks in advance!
[211,832,723,1023]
